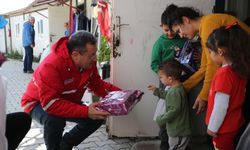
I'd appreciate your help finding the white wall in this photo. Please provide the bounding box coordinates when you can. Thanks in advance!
[48,5,69,44]
[109,0,215,137]
[30,9,49,57]
[5,19,11,53]
[10,15,23,54]
[9,9,49,57]
[0,29,6,53]
[86,0,92,19]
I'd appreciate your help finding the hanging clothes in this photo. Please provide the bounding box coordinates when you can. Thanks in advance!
[0,16,8,29]
[78,11,91,32]
[91,0,97,7]
[72,12,78,34]
[69,10,75,35]
[97,0,110,41]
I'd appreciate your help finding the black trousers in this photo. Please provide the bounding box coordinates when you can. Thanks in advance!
[23,46,33,72]
[30,104,103,150]
[5,112,31,150]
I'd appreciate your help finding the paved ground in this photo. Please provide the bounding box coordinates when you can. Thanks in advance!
[2,59,158,150]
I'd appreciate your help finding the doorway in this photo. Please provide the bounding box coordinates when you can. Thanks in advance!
[214,0,250,21]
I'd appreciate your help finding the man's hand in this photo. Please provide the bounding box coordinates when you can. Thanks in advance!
[148,85,157,92]
[193,97,207,115]
[207,129,217,138]
[88,102,110,120]
[30,44,35,48]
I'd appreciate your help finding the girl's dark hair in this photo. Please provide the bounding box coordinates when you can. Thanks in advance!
[159,59,183,80]
[165,4,202,29]
[67,30,96,54]
[206,24,250,78]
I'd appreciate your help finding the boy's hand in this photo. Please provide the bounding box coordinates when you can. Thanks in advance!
[193,51,201,63]
[156,116,161,125]
[207,129,217,138]
[148,85,156,92]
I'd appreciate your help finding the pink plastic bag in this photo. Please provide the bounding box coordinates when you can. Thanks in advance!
[97,90,144,116]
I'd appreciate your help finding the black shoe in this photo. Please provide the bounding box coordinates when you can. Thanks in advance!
[27,70,34,74]
[160,140,169,150]
[23,70,27,73]
[60,141,73,150]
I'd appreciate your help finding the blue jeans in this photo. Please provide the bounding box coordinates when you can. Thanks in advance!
[23,46,33,71]
[30,104,103,150]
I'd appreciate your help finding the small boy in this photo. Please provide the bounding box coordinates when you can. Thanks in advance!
[148,59,191,150]
[150,9,186,150]
[64,22,69,36]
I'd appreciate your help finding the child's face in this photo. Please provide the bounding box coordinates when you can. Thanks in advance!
[158,70,172,86]
[208,49,223,66]
[161,24,176,39]
[64,23,69,28]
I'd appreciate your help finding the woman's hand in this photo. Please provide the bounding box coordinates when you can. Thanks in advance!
[193,97,207,115]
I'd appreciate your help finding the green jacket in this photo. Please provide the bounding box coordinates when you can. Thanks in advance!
[151,34,186,73]
[154,84,191,137]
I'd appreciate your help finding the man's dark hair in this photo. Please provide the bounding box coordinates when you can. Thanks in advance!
[159,59,183,80]
[67,31,97,54]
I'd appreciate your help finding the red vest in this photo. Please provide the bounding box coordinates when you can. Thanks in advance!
[21,37,120,118]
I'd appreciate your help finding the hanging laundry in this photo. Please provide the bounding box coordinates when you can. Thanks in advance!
[70,10,75,35]
[0,16,8,29]
[72,11,78,34]
[8,29,11,37]
[97,0,110,41]
[91,0,97,7]
[78,11,91,32]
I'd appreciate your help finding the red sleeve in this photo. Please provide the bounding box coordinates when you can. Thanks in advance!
[87,65,121,97]
[35,63,89,118]
[214,70,232,95]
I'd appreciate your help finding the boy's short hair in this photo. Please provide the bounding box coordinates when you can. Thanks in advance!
[159,59,183,80]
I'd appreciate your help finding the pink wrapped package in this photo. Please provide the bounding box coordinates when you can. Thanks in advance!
[97,90,144,116]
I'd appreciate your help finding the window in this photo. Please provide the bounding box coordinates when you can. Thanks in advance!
[38,22,40,34]
[16,23,20,37]
[40,20,43,34]
[38,20,43,34]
